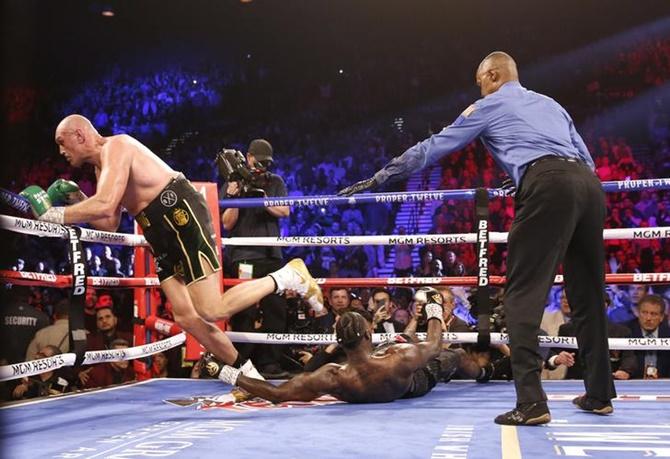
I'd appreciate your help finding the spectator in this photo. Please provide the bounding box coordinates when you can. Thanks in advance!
[102,246,120,276]
[81,338,136,389]
[370,288,397,333]
[152,352,169,378]
[108,258,127,277]
[608,284,650,324]
[87,305,133,351]
[89,255,108,277]
[443,251,465,276]
[628,294,670,379]
[392,227,414,277]
[11,345,71,400]
[391,308,411,331]
[349,291,365,311]
[0,287,50,364]
[546,298,637,381]
[25,299,70,360]
[541,288,571,336]
[11,258,25,271]
[540,288,571,380]
[436,286,471,333]
[415,247,435,277]
[328,287,351,315]
[314,287,351,332]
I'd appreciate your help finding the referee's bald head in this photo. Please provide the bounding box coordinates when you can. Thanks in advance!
[476,51,519,96]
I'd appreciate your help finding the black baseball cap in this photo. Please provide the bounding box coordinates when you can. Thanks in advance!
[248,139,273,162]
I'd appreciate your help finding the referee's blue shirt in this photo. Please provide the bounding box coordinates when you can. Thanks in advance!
[373,81,595,187]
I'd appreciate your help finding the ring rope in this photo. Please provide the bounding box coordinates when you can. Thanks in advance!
[0,215,146,246]
[3,330,665,383]
[0,270,160,288]
[3,177,670,383]
[2,215,669,248]
[222,272,670,287]
[225,331,670,351]
[0,333,186,382]
[3,270,670,289]
[223,227,670,246]
[219,178,670,209]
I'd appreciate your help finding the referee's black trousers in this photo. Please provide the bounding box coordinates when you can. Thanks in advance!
[504,157,617,404]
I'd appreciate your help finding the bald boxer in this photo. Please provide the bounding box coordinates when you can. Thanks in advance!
[214,289,445,404]
[20,114,323,370]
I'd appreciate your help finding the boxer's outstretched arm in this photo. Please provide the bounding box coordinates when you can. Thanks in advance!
[396,318,443,372]
[236,364,340,403]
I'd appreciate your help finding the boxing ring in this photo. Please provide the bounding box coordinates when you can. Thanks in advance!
[2,379,670,458]
[2,178,670,458]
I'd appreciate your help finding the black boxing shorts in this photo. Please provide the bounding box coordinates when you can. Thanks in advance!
[135,174,221,285]
[401,359,440,399]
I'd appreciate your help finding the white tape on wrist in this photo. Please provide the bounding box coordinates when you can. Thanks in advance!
[218,365,241,385]
[39,207,65,224]
[425,303,443,322]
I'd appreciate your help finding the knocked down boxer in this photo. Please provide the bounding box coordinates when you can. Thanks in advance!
[209,288,447,403]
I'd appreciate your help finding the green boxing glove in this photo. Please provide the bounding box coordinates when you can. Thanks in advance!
[20,185,65,224]
[47,178,87,205]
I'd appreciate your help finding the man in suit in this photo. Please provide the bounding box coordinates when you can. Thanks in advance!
[546,319,638,380]
[627,294,670,379]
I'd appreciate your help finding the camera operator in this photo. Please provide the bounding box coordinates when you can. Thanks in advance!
[221,139,291,379]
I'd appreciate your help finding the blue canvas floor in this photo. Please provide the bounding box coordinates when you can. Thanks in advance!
[2,379,669,458]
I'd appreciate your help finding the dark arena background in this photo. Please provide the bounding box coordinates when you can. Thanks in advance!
[2,1,670,458]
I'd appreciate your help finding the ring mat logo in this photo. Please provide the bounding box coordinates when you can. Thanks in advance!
[164,393,342,411]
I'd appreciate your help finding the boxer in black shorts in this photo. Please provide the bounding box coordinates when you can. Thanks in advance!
[42,115,324,374]
[136,174,220,284]
[213,288,446,404]
[296,307,459,399]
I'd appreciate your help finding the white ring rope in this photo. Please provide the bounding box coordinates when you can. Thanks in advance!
[2,214,669,247]
[223,227,670,246]
[3,331,664,382]
[0,215,146,246]
[0,333,186,382]
[224,331,670,351]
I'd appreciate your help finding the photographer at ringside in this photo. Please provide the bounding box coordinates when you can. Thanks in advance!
[220,139,291,379]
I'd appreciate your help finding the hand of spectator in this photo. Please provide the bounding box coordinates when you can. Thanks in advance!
[226,181,241,197]
[284,289,298,299]
[78,367,93,386]
[373,304,392,324]
[12,379,30,399]
[337,177,377,196]
[297,351,313,365]
[613,370,630,380]
[555,351,575,367]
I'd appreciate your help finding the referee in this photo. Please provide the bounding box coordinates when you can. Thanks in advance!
[338,51,616,425]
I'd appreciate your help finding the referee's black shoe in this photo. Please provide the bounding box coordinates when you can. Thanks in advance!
[494,401,551,425]
[572,395,613,415]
